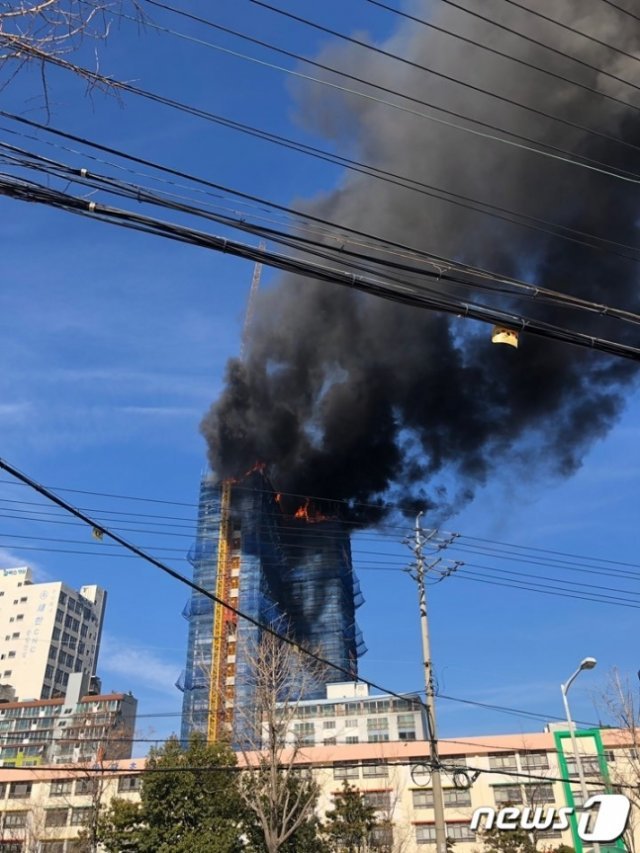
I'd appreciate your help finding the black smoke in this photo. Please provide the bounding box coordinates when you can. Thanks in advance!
[201,0,640,524]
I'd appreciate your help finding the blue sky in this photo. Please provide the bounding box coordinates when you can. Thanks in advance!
[1,0,639,752]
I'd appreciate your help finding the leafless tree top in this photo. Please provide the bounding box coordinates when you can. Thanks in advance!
[0,0,140,90]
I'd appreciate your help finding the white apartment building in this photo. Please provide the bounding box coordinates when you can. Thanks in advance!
[277,682,428,747]
[0,672,138,768]
[0,567,106,702]
[0,725,633,853]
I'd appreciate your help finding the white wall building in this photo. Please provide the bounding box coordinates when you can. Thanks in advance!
[276,682,428,747]
[0,567,106,702]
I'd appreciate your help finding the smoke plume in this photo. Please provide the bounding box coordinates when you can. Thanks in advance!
[201,0,640,524]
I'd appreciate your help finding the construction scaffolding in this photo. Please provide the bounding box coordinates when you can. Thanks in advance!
[178,468,365,746]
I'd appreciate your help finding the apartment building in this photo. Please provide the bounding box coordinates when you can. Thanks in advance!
[0,673,137,768]
[277,681,428,747]
[0,567,106,702]
[0,725,627,853]
[0,758,143,852]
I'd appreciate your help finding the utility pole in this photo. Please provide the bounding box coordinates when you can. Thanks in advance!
[406,515,461,853]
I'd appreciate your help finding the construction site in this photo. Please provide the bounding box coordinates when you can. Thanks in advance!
[177,467,366,746]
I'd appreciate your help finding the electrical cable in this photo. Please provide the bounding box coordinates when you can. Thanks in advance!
[3,478,640,579]
[0,456,444,718]
[151,0,640,163]
[9,140,640,325]
[3,173,640,362]
[598,0,640,24]
[6,110,640,320]
[11,21,640,188]
[498,0,640,66]
[8,117,640,268]
[367,0,640,112]
[436,0,640,99]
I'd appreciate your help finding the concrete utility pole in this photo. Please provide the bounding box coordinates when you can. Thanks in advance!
[406,516,461,853]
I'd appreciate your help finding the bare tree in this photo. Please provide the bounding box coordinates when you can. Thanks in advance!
[365,764,412,853]
[0,0,141,92]
[230,631,327,853]
[596,669,640,853]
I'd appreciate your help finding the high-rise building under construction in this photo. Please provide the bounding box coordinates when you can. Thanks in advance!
[178,468,365,745]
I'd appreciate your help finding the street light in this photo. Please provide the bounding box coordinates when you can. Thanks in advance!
[561,657,599,853]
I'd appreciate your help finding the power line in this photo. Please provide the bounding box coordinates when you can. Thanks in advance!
[0,456,445,719]
[598,0,640,24]
[152,0,640,164]
[436,0,640,101]
[13,16,640,189]
[3,477,640,578]
[3,173,640,362]
[367,0,640,112]
[498,0,640,67]
[8,111,628,309]
[8,139,640,329]
[3,478,640,575]
[4,482,640,601]
[5,108,640,299]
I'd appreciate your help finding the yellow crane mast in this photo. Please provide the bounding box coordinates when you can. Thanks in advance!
[208,479,234,742]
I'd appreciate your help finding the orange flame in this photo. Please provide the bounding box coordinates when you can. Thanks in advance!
[242,461,266,479]
[293,498,333,524]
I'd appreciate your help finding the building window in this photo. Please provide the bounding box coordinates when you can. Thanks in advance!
[565,756,601,777]
[334,763,360,780]
[292,723,315,746]
[367,717,389,743]
[70,807,93,826]
[444,789,472,808]
[323,720,336,729]
[324,737,337,746]
[118,775,141,792]
[413,790,433,808]
[345,719,358,728]
[416,825,436,845]
[524,784,555,804]
[372,824,394,848]
[50,780,73,797]
[75,777,96,795]
[346,736,359,744]
[15,614,23,621]
[489,753,518,771]
[8,782,32,798]
[448,824,475,842]
[40,843,66,853]
[363,791,391,810]
[361,762,388,778]
[494,785,523,805]
[399,730,416,741]
[520,752,549,770]
[3,812,27,828]
[45,808,69,827]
